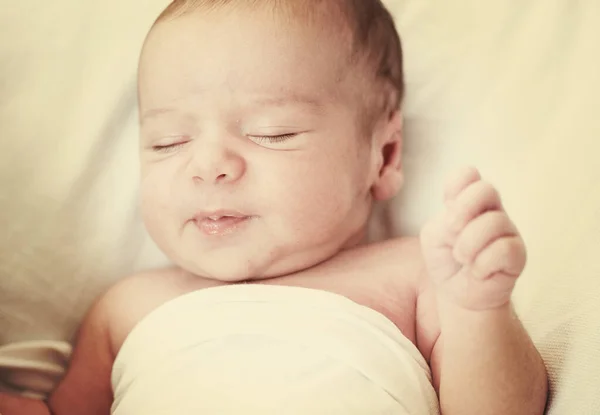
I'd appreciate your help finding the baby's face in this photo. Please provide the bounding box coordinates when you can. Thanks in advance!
[138,8,380,282]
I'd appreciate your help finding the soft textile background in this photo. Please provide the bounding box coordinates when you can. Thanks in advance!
[1,0,599,412]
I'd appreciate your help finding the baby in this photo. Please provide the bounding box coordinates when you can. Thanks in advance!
[3,0,547,414]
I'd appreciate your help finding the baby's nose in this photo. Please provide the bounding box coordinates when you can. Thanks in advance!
[190,144,246,185]
[193,170,238,185]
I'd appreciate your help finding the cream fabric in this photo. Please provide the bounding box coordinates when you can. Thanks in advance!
[111,285,439,414]
[1,0,599,412]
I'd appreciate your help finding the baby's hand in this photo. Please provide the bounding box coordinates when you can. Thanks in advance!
[420,167,526,310]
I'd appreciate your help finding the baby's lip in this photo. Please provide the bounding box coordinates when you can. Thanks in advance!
[193,209,250,221]
[192,210,254,236]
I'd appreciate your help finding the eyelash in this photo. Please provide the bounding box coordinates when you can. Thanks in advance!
[251,133,297,144]
[152,141,188,153]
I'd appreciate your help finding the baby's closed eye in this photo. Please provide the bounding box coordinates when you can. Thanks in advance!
[150,137,192,153]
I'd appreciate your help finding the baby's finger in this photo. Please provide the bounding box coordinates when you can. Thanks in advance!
[470,236,526,280]
[453,211,518,264]
[447,180,503,235]
[444,166,481,203]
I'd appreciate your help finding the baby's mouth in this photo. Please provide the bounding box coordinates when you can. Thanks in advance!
[193,212,252,236]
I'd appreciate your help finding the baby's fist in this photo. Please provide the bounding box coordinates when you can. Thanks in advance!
[420,167,526,310]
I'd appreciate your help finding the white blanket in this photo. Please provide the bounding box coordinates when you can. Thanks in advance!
[111,285,439,415]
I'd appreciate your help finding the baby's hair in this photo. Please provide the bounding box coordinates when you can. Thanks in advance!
[154,0,403,133]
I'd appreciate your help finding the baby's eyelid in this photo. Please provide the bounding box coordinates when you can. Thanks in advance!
[149,136,191,153]
[248,132,299,144]
[249,132,297,138]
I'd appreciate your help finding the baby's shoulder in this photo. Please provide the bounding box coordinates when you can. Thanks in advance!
[97,268,221,355]
[301,236,425,342]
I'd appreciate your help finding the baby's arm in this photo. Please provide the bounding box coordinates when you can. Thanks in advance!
[0,294,114,415]
[46,290,119,415]
[418,167,548,415]
[0,392,51,415]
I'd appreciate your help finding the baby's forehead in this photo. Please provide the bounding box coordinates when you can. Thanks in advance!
[139,1,389,131]
[142,12,364,94]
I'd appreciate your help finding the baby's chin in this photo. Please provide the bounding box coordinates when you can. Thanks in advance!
[168,227,368,283]
[174,248,340,284]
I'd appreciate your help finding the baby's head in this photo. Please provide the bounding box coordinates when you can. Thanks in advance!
[138,0,404,282]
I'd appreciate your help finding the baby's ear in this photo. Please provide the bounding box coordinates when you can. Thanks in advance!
[371,110,403,201]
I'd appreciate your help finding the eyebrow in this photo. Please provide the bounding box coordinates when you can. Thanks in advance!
[140,92,325,123]
[250,93,324,110]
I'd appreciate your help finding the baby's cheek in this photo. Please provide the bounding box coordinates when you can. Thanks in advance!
[140,176,175,235]
[276,162,354,235]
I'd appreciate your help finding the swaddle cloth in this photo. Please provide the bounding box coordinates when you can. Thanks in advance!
[111,284,439,414]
